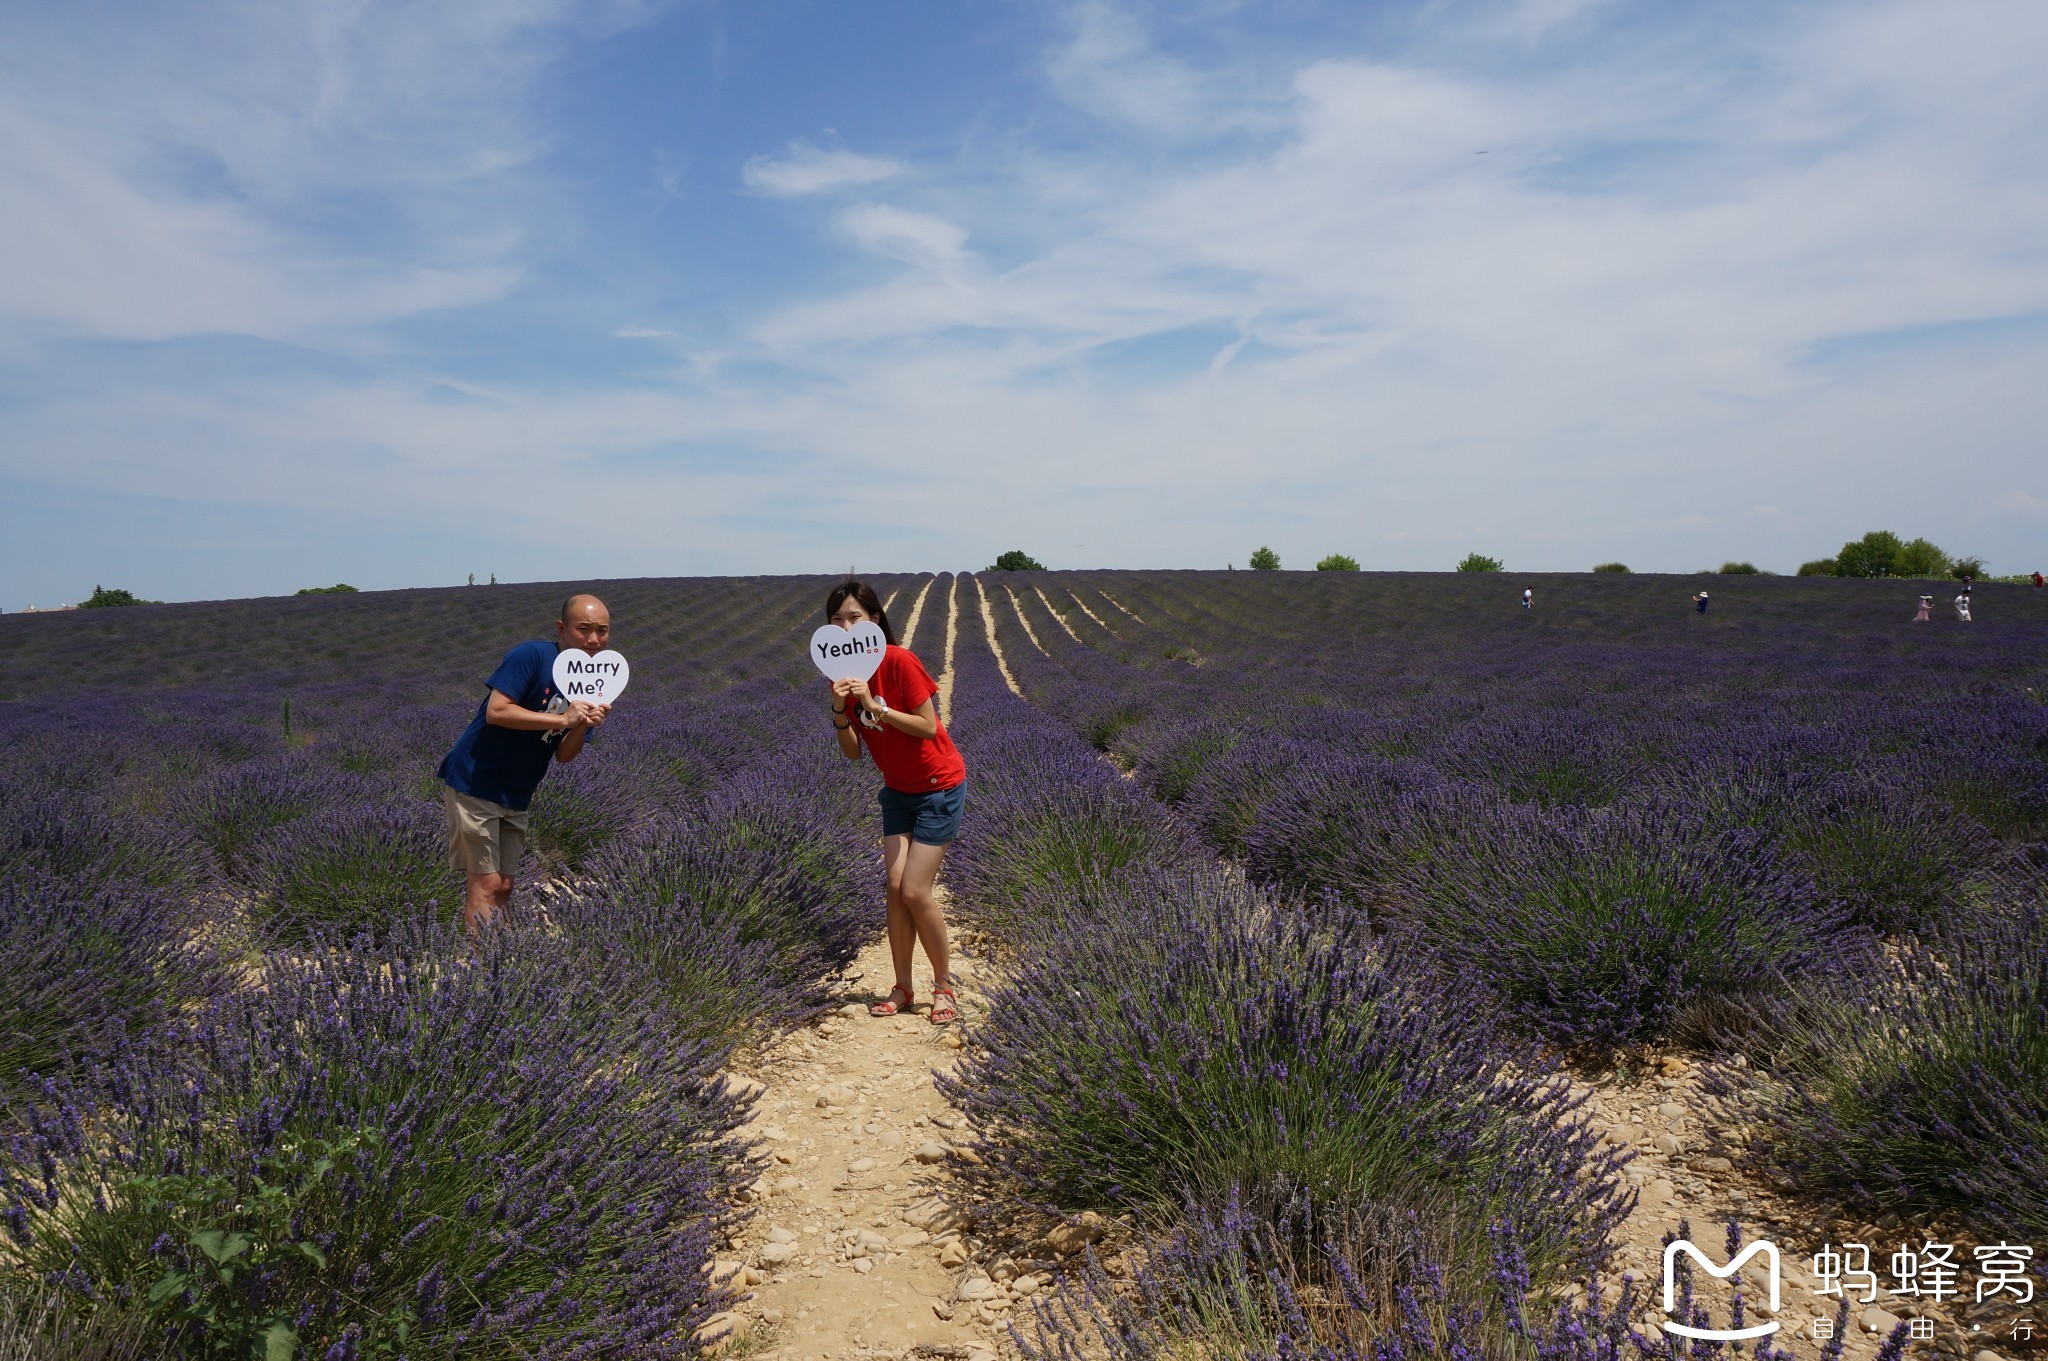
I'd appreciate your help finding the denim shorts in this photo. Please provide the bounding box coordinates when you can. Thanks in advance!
[878,781,966,845]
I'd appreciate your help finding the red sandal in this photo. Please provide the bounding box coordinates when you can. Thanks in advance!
[870,983,913,1017]
[928,985,958,1025]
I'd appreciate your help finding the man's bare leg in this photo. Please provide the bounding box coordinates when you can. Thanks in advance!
[464,870,514,933]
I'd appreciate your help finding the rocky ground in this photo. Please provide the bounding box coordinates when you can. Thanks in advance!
[1579,1060,2032,1361]
[698,927,1073,1361]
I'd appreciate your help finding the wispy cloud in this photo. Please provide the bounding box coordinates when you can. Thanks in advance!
[742,141,907,197]
[4,0,2047,602]
[0,0,647,344]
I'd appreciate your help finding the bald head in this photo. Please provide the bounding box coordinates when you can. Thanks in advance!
[556,594,611,654]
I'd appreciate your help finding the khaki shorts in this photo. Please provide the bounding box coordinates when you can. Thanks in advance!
[444,786,530,877]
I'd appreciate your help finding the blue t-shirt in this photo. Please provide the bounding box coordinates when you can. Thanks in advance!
[437,640,569,810]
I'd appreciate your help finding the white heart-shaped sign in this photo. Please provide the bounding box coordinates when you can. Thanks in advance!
[809,621,887,683]
[553,648,631,705]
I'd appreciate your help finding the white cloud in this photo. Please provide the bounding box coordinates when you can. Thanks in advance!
[835,205,972,269]
[7,0,2048,595]
[742,142,907,197]
[0,0,642,343]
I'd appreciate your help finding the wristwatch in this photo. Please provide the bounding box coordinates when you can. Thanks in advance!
[861,694,889,730]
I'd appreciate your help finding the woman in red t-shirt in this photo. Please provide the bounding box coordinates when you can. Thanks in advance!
[824,580,969,1024]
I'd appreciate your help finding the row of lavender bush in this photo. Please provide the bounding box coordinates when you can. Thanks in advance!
[981,571,2048,1280]
[939,578,1677,1356]
[0,575,914,1357]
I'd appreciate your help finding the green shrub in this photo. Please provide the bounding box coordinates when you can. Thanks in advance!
[80,586,155,609]
[1591,562,1630,573]
[988,550,1044,571]
[1719,562,1761,575]
[1248,547,1281,571]
[1834,530,1906,578]
[1455,553,1503,573]
[1950,555,1986,580]
[294,584,358,596]
[1797,558,1837,576]
[1315,554,1360,571]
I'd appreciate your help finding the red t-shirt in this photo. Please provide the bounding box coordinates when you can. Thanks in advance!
[850,645,967,793]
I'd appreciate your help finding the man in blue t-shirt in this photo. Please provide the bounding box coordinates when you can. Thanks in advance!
[438,593,612,930]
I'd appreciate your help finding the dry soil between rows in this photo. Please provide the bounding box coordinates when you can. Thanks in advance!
[703,926,1022,1361]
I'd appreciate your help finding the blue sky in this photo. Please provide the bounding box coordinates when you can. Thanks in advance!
[3,0,2046,604]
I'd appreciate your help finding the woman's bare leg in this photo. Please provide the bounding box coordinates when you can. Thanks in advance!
[883,834,951,994]
[882,834,918,995]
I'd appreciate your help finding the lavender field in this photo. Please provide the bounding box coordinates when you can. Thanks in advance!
[2,570,2045,1359]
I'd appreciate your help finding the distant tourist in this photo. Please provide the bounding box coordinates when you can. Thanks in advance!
[437,594,612,932]
[1914,595,1932,622]
[823,579,967,1026]
[1960,574,1974,597]
[2034,571,2044,589]
[1954,594,1973,623]
[1521,588,1533,610]
[1692,590,1710,614]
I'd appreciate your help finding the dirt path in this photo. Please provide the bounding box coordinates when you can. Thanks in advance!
[998,587,1048,657]
[1032,588,1080,643]
[708,936,1001,1361]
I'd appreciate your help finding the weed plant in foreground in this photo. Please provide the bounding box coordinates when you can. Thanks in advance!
[0,1286,153,1361]
[939,867,1632,1297]
[0,923,754,1360]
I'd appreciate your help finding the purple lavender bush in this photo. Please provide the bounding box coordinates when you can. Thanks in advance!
[239,799,460,944]
[1775,772,1999,935]
[1238,754,1477,912]
[522,755,639,874]
[181,757,358,876]
[1013,1203,1825,1361]
[0,922,754,1359]
[550,881,830,1047]
[1392,802,1855,1053]
[938,868,1631,1290]
[583,770,879,996]
[0,790,208,895]
[0,874,230,1110]
[1722,897,2048,1249]
[945,744,1207,943]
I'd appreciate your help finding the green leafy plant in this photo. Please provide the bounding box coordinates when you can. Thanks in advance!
[1591,562,1629,573]
[130,1133,403,1361]
[1248,547,1281,571]
[81,586,156,608]
[988,550,1045,571]
[1718,562,1761,575]
[293,584,357,596]
[1949,555,1985,580]
[1834,530,1906,578]
[1455,554,1503,573]
[1315,554,1360,571]
[1895,538,1951,577]
[1797,558,1836,576]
